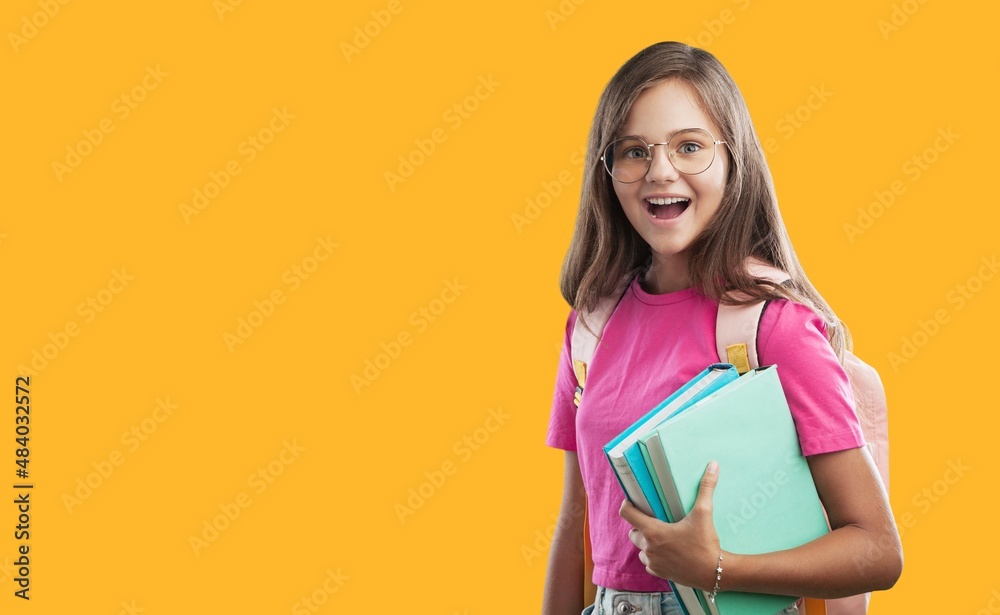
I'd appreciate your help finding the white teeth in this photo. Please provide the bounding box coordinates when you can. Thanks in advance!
[646,196,690,205]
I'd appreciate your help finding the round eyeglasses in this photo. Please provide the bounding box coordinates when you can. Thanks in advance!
[600,128,727,183]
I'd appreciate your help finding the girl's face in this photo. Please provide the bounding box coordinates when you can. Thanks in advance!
[612,79,729,269]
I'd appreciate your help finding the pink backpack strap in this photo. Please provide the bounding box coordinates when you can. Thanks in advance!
[716,261,790,373]
[716,301,770,373]
[570,281,629,406]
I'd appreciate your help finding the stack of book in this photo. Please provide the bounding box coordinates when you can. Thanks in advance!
[604,364,829,615]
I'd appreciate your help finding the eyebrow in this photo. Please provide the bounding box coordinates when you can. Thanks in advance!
[615,127,708,141]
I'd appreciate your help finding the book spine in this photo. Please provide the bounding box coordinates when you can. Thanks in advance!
[609,455,654,516]
[623,446,668,520]
[669,581,708,615]
[637,439,673,523]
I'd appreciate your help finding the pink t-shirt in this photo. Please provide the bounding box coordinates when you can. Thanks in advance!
[546,274,865,592]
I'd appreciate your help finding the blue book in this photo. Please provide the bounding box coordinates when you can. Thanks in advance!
[604,364,739,521]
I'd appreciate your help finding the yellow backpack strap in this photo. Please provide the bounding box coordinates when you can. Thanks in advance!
[572,360,587,407]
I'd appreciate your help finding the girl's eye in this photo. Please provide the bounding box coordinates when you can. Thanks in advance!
[622,147,648,159]
[677,142,702,155]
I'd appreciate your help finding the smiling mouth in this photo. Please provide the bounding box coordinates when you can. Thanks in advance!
[645,197,690,219]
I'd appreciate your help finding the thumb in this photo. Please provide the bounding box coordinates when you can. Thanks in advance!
[619,498,656,531]
[692,460,720,515]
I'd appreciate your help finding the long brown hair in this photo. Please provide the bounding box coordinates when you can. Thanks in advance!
[559,41,851,361]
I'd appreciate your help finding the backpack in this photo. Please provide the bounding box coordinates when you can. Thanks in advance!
[570,263,889,615]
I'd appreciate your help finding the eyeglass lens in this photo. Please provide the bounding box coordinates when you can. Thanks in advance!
[603,129,718,182]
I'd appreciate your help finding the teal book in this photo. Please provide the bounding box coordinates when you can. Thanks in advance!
[653,366,829,615]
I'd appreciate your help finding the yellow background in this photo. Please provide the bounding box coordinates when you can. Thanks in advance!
[2,0,996,612]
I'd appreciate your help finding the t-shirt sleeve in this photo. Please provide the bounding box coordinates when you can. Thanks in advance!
[545,310,579,452]
[758,299,865,457]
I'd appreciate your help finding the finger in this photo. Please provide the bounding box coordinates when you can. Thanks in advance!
[627,526,646,549]
[619,499,656,532]
[692,460,720,515]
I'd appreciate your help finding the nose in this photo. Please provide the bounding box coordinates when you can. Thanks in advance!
[645,143,679,183]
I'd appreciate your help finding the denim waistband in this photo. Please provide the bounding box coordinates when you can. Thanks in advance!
[588,586,683,615]
[586,586,800,615]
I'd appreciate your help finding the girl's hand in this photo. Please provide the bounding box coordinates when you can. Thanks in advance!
[620,461,722,590]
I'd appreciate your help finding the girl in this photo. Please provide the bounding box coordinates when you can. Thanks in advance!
[543,42,902,615]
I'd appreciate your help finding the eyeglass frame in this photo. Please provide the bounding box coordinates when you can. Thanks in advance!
[599,128,728,183]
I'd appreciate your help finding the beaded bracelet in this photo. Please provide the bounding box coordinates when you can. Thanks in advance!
[709,552,723,603]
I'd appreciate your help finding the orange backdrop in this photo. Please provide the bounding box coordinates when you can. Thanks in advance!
[2,0,996,612]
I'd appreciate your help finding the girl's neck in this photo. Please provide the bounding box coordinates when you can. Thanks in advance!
[641,254,692,294]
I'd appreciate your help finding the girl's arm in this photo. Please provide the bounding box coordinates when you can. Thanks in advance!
[723,446,902,597]
[543,451,589,615]
[620,445,902,599]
